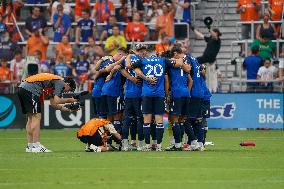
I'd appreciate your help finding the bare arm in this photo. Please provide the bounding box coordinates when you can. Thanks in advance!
[75,27,80,44]
[165,74,170,97]
[134,68,157,84]
[193,29,205,39]
[188,74,193,89]
[121,68,140,84]
[50,95,77,105]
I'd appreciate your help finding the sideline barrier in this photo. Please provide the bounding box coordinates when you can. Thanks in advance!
[0,93,283,129]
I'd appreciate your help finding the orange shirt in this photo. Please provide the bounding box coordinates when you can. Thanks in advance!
[125,22,148,41]
[0,67,11,81]
[26,35,49,60]
[75,0,90,17]
[269,0,284,21]
[156,12,175,38]
[155,43,170,55]
[237,0,261,21]
[93,1,114,23]
[56,43,73,62]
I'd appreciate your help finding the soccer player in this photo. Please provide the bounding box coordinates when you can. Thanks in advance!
[200,64,212,145]
[184,53,206,151]
[18,73,78,152]
[130,45,186,151]
[120,44,147,151]
[166,46,192,151]
[77,118,122,152]
[100,48,128,136]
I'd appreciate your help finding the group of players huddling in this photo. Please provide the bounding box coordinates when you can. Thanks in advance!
[81,43,212,152]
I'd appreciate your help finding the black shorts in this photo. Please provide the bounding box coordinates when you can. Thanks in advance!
[169,97,190,116]
[142,97,165,115]
[93,97,107,117]
[18,87,41,114]
[103,95,124,115]
[188,97,203,119]
[124,97,142,117]
[77,131,104,146]
[201,100,210,118]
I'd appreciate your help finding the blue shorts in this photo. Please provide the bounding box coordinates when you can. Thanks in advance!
[188,97,203,119]
[93,97,107,117]
[124,97,142,117]
[142,97,165,115]
[169,97,190,116]
[102,95,124,115]
[201,100,210,118]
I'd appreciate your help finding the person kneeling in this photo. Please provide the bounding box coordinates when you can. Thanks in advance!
[77,118,122,152]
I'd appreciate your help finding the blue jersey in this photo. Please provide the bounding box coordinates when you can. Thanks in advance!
[78,19,94,42]
[168,58,190,98]
[53,13,71,42]
[101,68,122,97]
[243,55,263,79]
[53,63,71,77]
[184,55,204,98]
[133,55,174,97]
[122,55,142,98]
[91,59,113,97]
[74,60,90,75]
[201,76,212,101]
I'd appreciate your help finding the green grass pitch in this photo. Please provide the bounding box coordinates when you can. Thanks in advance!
[0,129,283,189]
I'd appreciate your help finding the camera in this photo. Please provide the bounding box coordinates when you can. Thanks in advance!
[204,17,213,29]
[64,91,89,110]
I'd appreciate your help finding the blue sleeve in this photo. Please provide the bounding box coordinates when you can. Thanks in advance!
[164,58,175,69]
[120,59,126,69]
[131,57,142,69]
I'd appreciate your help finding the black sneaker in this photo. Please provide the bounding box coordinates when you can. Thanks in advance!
[165,146,182,151]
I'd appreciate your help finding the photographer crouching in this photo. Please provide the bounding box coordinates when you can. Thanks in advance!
[18,73,80,153]
[191,17,222,92]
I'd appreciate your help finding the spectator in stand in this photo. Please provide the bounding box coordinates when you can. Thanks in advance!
[53,4,72,42]
[155,33,172,55]
[251,32,276,60]
[243,45,263,92]
[26,27,49,61]
[174,0,191,39]
[105,26,127,56]
[75,8,96,44]
[92,0,115,23]
[257,58,278,92]
[146,0,162,41]
[51,0,72,23]
[9,49,25,82]
[75,0,90,21]
[0,58,11,93]
[72,50,90,91]
[55,35,73,63]
[119,0,145,21]
[34,50,51,73]
[125,13,148,42]
[156,1,177,38]
[236,0,261,56]
[0,12,8,39]
[84,37,105,63]
[278,57,284,80]
[53,54,72,77]
[0,31,20,61]
[99,15,124,43]
[0,0,23,42]
[25,6,47,36]
[256,13,277,40]
[268,0,284,34]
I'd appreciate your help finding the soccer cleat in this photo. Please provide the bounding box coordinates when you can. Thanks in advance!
[190,140,200,151]
[197,142,205,151]
[32,144,52,153]
[156,147,162,152]
[165,146,182,151]
[165,143,175,150]
[85,144,92,152]
[181,144,192,151]
[89,144,102,152]
[128,143,137,151]
[151,144,157,151]
[25,146,33,153]
[121,146,129,151]
[141,145,152,152]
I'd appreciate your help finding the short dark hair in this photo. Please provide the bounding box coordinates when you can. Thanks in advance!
[251,45,259,54]
[146,44,156,52]
[82,8,90,15]
[14,49,22,56]
[212,28,222,37]
[171,46,183,54]
[117,47,129,54]
[64,77,76,92]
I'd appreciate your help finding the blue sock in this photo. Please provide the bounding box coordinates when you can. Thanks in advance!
[122,116,131,140]
[193,120,204,143]
[184,120,197,143]
[143,123,151,144]
[172,122,181,144]
[155,123,164,144]
[180,122,185,142]
[137,116,144,141]
[150,122,157,141]
[130,117,137,141]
